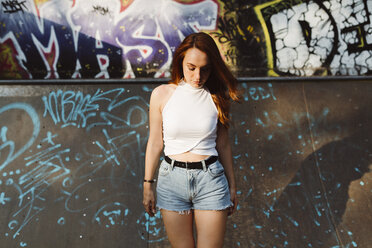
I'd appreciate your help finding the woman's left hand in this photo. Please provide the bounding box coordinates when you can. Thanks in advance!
[228,187,238,216]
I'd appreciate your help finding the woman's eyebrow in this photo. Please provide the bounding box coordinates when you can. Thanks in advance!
[186,63,211,68]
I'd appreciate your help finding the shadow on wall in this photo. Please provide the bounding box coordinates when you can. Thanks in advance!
[264,123,372,247]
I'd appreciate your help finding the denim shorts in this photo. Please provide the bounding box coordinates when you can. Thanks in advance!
[156,158,232,212]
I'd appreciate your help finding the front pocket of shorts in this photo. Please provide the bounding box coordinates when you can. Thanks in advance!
[207,162,224,178]
[159,161,170,176]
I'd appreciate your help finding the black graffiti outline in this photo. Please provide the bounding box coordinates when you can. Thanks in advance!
[260,0,339,76]
[1,0,27,14]
[92,5,110,16]
[340,0,372,54]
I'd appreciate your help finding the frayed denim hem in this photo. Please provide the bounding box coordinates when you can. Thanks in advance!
[158,207,193,215]
[158,202,233,215]
[193,202,233,212]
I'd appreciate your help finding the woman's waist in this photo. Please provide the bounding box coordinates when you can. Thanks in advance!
[168,152,211,162]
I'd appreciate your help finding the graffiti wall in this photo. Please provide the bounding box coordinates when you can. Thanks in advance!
[1,0,372,79]
[0,80,371,247]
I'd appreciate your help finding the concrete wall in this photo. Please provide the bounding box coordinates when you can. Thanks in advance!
[1,0,372,78]
[0,80,371,247]
[1,0,372,247]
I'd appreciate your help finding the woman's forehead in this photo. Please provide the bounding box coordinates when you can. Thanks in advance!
[183,48,209,66]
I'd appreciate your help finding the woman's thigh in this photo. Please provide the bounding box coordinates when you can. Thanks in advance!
[194,209,228,248]
[161,209,195,248]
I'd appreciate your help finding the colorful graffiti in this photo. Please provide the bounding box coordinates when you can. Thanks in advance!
[0,0,219,79]
[1,0,372,79]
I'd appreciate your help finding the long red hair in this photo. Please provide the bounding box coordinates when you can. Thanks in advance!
[171,32,240,128]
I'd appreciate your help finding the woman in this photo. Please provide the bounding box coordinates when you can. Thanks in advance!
[143,32,240,248]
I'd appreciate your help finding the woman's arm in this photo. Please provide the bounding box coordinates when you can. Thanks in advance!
[216,123,238,215]
[143,86,165,216]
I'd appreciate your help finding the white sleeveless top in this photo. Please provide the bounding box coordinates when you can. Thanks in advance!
[162,81,218,156]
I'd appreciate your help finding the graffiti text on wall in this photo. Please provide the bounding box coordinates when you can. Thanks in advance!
[0,0,219,79]
[2,0,372,78]
[254,0,372,76]
[0,87,167,246]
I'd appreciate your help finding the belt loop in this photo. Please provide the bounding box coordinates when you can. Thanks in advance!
[170,159,175,170]
[202,160,207,172]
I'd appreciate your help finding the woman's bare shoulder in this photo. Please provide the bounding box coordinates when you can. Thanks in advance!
[150,84,177,111]
[151,83,177,99]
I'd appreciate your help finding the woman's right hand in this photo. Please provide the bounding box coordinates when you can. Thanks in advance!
[143,184,156,217]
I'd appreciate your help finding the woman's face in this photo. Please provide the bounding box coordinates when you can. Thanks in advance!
[182,48,211,88]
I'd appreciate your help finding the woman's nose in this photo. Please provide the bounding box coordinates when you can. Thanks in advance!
[195,69,200,80]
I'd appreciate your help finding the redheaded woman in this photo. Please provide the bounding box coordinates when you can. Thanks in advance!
[143,32,240,248]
